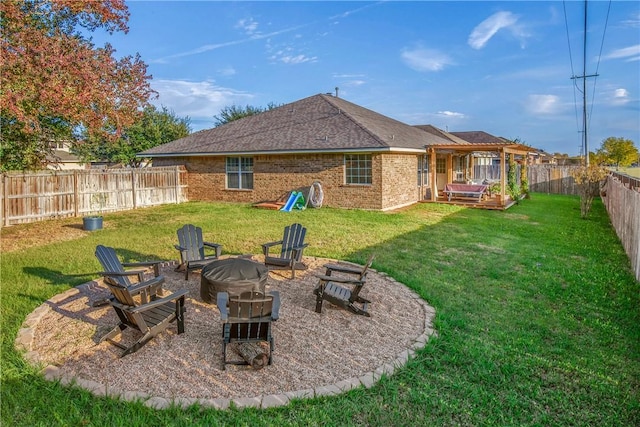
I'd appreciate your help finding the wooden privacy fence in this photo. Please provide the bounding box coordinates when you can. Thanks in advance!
[602,173,640,282]
[1,166,187,227]
[528,165,580,195]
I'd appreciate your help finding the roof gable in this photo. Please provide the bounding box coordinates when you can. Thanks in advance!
[141,94,452,157]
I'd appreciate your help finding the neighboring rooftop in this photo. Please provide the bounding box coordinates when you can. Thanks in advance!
[449,131,507,145]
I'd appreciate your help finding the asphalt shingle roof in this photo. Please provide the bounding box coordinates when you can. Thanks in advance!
[141,94,454,157]
[449,131,506,144]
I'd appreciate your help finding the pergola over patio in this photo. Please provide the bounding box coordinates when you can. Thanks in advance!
[423,141,536,209]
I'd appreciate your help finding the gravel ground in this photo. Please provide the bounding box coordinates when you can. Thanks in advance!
[25,256,429,401]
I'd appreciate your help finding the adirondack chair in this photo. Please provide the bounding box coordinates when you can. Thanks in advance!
[174,224,223,280]
[313,254,375,317]
[99,276,188,357]
[95,245,188,357]
[217,291,280,369]
[95,244,164,304]
[261,223,308,279]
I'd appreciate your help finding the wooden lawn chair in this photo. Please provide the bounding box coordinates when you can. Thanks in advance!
[313,254,375,317]
[217,291,280,369]
[261,223,308,279]
[95,245,187,357]
[174,224,223,280]
[95,244,164,304]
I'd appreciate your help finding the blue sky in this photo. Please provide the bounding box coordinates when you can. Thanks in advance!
[95,1,639,155]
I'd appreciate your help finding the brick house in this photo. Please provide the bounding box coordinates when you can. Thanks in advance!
[141,93,534,210]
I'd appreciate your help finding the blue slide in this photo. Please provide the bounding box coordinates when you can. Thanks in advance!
[280,191,303,212]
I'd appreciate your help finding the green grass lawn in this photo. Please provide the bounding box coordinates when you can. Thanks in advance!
[1,194,639,426]
[611,167,640,178]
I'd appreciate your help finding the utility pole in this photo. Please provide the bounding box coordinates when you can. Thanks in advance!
[571,0,598,166]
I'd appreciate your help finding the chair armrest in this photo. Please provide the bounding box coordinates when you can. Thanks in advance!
[261,240,283,256]
[128,288,189,313]
[323,262,362,275]
[217,292,229,321]
[121,260,164,277]
[203,242,223,257]
[314,274,364,285]
[270,291,281,320]
[285,243,309,253]
[101,269,147,283]
[126,275,165,295]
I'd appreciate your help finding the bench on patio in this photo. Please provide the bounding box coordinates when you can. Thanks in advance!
[443,183,488,202]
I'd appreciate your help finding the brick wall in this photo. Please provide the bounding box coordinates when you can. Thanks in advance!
[380,154,421,210]
[154,152,421,210]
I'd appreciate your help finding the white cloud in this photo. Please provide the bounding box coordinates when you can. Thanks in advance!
[468,11,526,50]
[150,79,254,124]
[621,12,640,28]
[437,111,466,118]
[602,44,640,62]
[332,73,367,87]
[153,23,307,62]
[526,94,563,115]
[401,47,454,72]
[344,80,366,87]
[236,18,259,35]
[218,66,236,77]
[611,88,630,106]
[277,54,317,64]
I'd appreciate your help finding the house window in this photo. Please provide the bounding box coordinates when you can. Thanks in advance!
[453,156,465,181]
[345,154,372,185]
[226,157,253,189]
[418,155,429,186]
[436,157,446,174]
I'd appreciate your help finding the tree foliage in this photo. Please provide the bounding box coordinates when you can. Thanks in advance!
[213,103,280,127]
[506,154,521,202]
[74,105,190,167]
[0,0,155,171]
[596,137,639,169]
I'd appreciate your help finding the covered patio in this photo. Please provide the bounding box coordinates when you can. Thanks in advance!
[419,141,535,210]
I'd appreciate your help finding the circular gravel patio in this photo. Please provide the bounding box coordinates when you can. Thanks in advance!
[16,256,436,410]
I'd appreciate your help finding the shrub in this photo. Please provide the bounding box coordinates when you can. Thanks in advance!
[569,165,609,218]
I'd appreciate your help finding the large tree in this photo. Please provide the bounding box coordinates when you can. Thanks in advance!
[596,137,639,169]
[0,0,155,171]
[74,105,191,167]
[213,102,280,127]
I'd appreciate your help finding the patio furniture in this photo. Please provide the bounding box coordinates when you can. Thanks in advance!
[95,244,164,304]
[443,183,488,202]
[217,290,280,369]
[95,246,188,357]
[174,224,223,280]
[200,257,268,304]
[262,223,308,279]
[313,254,375,317]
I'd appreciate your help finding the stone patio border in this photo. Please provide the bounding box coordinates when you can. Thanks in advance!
[15,270,437,410]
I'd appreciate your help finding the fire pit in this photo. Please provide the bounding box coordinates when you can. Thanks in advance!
[200,258,269,304]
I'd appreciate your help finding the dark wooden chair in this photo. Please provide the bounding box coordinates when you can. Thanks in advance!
[174,224,223,280]
[261,223,308,279]
[313,254,375,317]
[95,244,164,304]
[217,291,280,369]
[95,246,188,357]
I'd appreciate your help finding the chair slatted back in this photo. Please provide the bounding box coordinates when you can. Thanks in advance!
[228,292,273,341]
[281,223,306,261]
[351,254,375,299]
[104,280,136,306]
[177,224,205,262]
[95,244,132,288]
